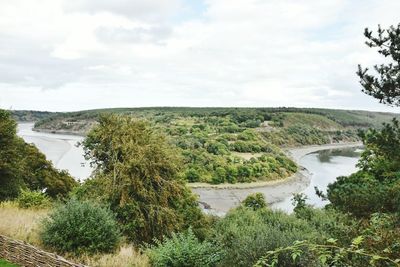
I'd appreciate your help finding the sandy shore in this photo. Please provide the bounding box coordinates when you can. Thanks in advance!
[191,142,362,214]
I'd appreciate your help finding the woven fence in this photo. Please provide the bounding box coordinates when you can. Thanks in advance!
[0,235,86,267]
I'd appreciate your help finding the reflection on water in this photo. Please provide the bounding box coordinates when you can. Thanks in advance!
[17,123,93,181]
[316,148,361,163]
[272,147,362,212]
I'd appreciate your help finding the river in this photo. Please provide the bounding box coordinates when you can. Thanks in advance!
[271,147,361,212]
[17,123,361,213]
[17,123,93,181]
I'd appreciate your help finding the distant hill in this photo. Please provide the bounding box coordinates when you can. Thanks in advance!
[11,110,58,122]
[10,107,400,185]
[29,107,400,135]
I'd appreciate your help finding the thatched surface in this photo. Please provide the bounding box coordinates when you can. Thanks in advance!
[0,235,86,267]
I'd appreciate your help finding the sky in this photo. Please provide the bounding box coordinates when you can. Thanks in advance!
[1,0,400,112]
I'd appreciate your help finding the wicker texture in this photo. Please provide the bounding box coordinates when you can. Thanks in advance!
[0,235,87,267]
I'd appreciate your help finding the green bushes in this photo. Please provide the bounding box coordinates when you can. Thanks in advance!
[147,228,223,267]
[211,207,320,266]
[17,189,51,209]
[242,193,267,210]
[40,199,120,255]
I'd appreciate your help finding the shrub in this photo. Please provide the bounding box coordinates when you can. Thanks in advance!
[40,199,120,255]
[147,228,223,267]
[211,207,320,266]
[242,193,267,210]
[17,189,51,209]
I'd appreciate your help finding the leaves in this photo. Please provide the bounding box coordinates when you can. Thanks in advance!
[254,237,400,267]
[357,23,400,106]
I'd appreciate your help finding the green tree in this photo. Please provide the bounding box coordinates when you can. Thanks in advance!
[82,114,204,244]
[357,23,400,106]
[0,109,76,200]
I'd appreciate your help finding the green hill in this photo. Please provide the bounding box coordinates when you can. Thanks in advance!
[10,107,400,185]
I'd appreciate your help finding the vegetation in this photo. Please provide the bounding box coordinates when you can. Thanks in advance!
[0,109,77,201]
[242,192,267,210]
[0,202,149,266]
[80,115,205,244]
[40,199,121,255]
[10,110,56,122]
[16,189,51,209]
[29,107,400,185]
[1,23,400,267]
[357,23,400,106]
[0,259,19,267]
[257,23,400,266]
[147,228,223,267]
[327,118,400,217]
[210,207,321,267]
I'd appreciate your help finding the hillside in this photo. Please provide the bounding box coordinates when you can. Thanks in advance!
[31,107,400,135]
[23,107,399,185]
[11,110,57,122]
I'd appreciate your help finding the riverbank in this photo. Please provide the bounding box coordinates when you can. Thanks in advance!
[191,142,362,214]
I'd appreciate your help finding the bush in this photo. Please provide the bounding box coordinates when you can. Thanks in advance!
[211,207,320,266]
[147,228,223,267]
[17,189,51,209]
[242,193,267,210]
[40,199,120,255]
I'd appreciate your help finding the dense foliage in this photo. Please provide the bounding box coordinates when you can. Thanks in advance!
[40,199,120,255]
[357,24,400,106]
[17,189,51,209]
[147,228,223,267]
[0,109,77,200]
[242,192,267,210]
[211,207,321,266]
[81,115,204,244]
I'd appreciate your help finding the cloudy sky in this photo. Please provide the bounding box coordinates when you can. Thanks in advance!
[1,0,400,112]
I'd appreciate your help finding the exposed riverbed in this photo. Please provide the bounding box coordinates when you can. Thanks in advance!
[193,143,361,214]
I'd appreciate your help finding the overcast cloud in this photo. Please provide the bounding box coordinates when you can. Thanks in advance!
[1,0,400,112]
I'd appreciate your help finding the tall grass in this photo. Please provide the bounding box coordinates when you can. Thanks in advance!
[0,201,46,245]
[0,202,149,267]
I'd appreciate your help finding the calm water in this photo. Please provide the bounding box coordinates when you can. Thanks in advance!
[272,147,362,212]
[17,123,93,181]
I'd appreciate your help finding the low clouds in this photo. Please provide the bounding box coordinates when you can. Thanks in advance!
[0,0,400,112]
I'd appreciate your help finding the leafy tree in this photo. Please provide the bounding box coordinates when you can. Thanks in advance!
[0,109,76,200]
[357,23,400,106]
[327,119,400,217]
[81,114,204,244]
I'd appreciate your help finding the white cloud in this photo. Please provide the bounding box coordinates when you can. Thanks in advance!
[0,0,400,112]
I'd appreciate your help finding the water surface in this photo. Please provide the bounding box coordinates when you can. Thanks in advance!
[17,123,92,181]
[272,147,361,212]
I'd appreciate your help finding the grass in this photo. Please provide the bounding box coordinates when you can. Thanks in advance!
[0,201,150,267]
[0,201,47,246]
[0,259,19,267]
[78,245,149,267]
